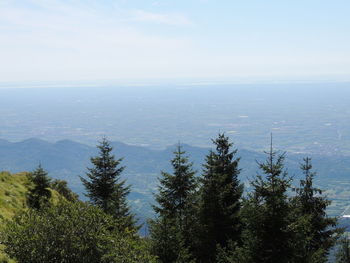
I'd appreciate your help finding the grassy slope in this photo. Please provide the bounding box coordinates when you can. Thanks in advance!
[0,171,29,222]
[0,171,62,262]
[0,171,29,262]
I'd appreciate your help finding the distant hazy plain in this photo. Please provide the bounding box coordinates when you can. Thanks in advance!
[0,82,349,156]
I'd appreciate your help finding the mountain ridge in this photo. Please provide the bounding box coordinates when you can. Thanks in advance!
[0,137,350,218]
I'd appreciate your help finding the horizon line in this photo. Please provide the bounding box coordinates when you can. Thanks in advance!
[0,77,350,89]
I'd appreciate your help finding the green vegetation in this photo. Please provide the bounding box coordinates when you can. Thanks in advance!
[149,135,341,262]
[50,179,79,202]
[0,172,29,263]
[197,134,243,262]
[0,134,346,262]
[0,137,350,222]
[2,201,156,263]
[27,165,52,210]
[336,238,350,262]
[238,143,293,262]
[291,157,340,262]
[0,170,73,262]
[150,145,198,263]
[0,172,29,222]
[80,137,137,230]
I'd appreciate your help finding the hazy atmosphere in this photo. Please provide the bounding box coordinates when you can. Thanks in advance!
[1,1,350,263]
[1,0,350,83]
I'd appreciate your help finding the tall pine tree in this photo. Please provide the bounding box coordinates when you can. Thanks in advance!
[241,139,293,263]
[27,165,52,210]
[80,137,136,229]
[198,133,243,263]
[150,145,198,263]
[291,157,340,262]
[336,238,350,263]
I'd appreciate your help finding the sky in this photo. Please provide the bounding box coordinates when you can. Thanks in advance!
[0,0,350,83]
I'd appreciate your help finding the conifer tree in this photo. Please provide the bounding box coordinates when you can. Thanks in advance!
[336,238,350,263]
[198,133,243,263]
[27,164,52,210]
[149,145,198,263]
[291,157,340,262]
[149,216,180,263]
[80,137,136,229]
[241,139,292,263]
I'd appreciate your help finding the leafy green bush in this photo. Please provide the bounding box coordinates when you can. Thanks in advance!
[1,201,156,263]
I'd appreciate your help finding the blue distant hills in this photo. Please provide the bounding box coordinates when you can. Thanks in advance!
[0,138,350,220]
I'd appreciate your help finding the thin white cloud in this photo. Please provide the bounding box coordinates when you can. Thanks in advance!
[130,10,194,26]
[0,0,198,82]
[0,0,349,83]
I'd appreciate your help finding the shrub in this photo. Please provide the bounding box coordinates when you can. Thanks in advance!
[1,201,156,263]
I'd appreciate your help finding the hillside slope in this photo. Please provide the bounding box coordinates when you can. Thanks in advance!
[0,171,65,262]
[0,171,30,222]
[0,172,31,262]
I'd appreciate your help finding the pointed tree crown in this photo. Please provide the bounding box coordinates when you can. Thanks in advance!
[154,144,197,218]
[27,164,52,210]
[80,138,136,229]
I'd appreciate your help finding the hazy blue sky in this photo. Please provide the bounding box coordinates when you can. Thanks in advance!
[1,0,349,83]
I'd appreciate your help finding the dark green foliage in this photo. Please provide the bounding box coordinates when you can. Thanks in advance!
[216,240,250,263]
[80,137,136,229]
[198,133,243,262]
[2,137,350,221]
[153,145,197,226]
[1,134,347,262]
[26,165,51,210]
[150,145,198,263]
[1,201,156,263]
[336,237,350,263]
[241,142,293,263]
[51,179,79,202]
[149,217,179,263]
[291,157,341,262]
[210,146,342,263]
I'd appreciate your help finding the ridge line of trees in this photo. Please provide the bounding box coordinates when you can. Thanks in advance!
[1,134,347,263]
[150,134,343,263]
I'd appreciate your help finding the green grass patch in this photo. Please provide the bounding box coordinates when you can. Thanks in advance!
[0,171,64,262]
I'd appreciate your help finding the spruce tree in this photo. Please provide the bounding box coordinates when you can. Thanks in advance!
[80,137,136,229]
[27,165,52,210]
[336,238,350,263]
[198,133,243,263]
[242,140,292,263]
[149,145,198,263]
[291,157,340,262]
